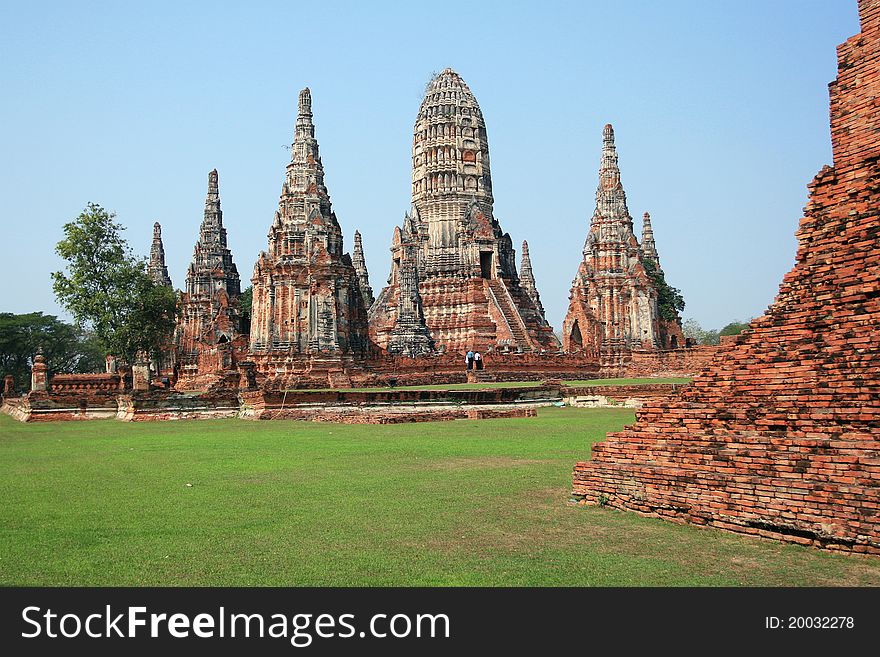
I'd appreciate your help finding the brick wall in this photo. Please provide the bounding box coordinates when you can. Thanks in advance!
[573,0,880,555]
[620,347,718,378]
[562,383,689,407]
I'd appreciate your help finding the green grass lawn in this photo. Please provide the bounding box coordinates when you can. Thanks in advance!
[0,408,876,586]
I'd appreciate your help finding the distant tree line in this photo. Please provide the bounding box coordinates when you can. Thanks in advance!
[1,203,180,392]
[0,312,105,392]
[683,318,751,346]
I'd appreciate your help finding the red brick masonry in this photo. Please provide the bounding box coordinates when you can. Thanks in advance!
[573,0,880,554]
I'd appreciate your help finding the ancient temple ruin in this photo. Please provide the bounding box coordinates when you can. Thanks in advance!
[562,125,683,363]
[175,169,244,381]
[352,230,374,309]
[147,222,172,287]
[369,69,560,355]
[518,241,549,328]
[248,88,369,362]
[573,0,880,554]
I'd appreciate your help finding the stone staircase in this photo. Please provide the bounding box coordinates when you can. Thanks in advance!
[486,279,533,352]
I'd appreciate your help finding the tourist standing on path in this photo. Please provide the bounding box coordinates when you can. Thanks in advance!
[474,351,483,370]
[466,350,474,371]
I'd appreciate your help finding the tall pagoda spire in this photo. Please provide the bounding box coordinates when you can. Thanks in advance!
[564,124,684,355]
[640,211,660,266]
[249,87,368,356]
[185,169,240,299]
[176,168,243,366]
[198,169,227,248]
[519,241,547,323]
[593,124,632,231]
[352,231,374,308]
[148,222,172,287]
[285,87,329,204]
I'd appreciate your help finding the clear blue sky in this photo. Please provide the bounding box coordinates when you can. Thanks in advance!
[0,1,860,332]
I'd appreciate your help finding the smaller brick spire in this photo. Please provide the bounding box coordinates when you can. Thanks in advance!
[519,240,547,322]
[298,87,312,117]
[185,168,241,299]
[640,212,660,266]
[388,213,435,357]
[593,124,632,228]
[148,221,172,287]
[352,230,374,308]
[200,169,225,248]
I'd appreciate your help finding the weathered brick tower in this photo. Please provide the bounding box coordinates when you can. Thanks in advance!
[562,125,683,364]
[147,222,172,288]
[249,89,369,360]
[352,230,374,309]
[518,240,549,328]
[369,69,559,355]
[176,170,243,366]
[573,0,880,554]
[147,221,175,377]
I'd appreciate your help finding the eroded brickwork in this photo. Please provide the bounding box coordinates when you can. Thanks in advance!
[518,241,550,327]
[249,89,369,358]
[369,69,561,355]
[562,126,683,364]
[617,346,717,379]
[352,231,375,309]
[573,0,880,554]
[147,222,172,287]
[175,169,244,384]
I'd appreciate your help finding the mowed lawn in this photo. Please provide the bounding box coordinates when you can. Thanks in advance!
[1,408,878,586]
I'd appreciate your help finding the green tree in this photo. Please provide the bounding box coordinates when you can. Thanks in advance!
[642,258,685,322]
[681,318,720,346]
[0,312,105,391]
[51,203,178,365]
[239,286,253,320]
[720,321,750,337]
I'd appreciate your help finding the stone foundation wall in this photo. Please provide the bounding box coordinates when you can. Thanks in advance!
[240,404,537,424]
[116,391,240,421]
[5,392,119,422]
[1,397,31,422]
[562,383,689,408]
[618,346,718,378]
[239,386,559,422]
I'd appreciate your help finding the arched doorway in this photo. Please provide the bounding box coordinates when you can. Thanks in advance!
[569,320,583,351]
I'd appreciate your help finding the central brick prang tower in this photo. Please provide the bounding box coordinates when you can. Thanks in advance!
[369,68,559,355]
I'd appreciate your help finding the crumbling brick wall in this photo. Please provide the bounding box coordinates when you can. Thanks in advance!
[573,0,880,554]
[620,347,718,378]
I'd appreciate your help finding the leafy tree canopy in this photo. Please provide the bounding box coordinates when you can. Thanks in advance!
[0,312,105,392]
[642,258,685,322]
[720,321,750,336]
[51,203,178,364]
[240,286,253,319]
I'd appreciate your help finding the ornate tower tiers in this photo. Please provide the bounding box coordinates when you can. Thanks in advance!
[148,222,172,287]
[176,170,243,360]
[562,125,682,359]
[370,69,560,354]
[249,88,369,357]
